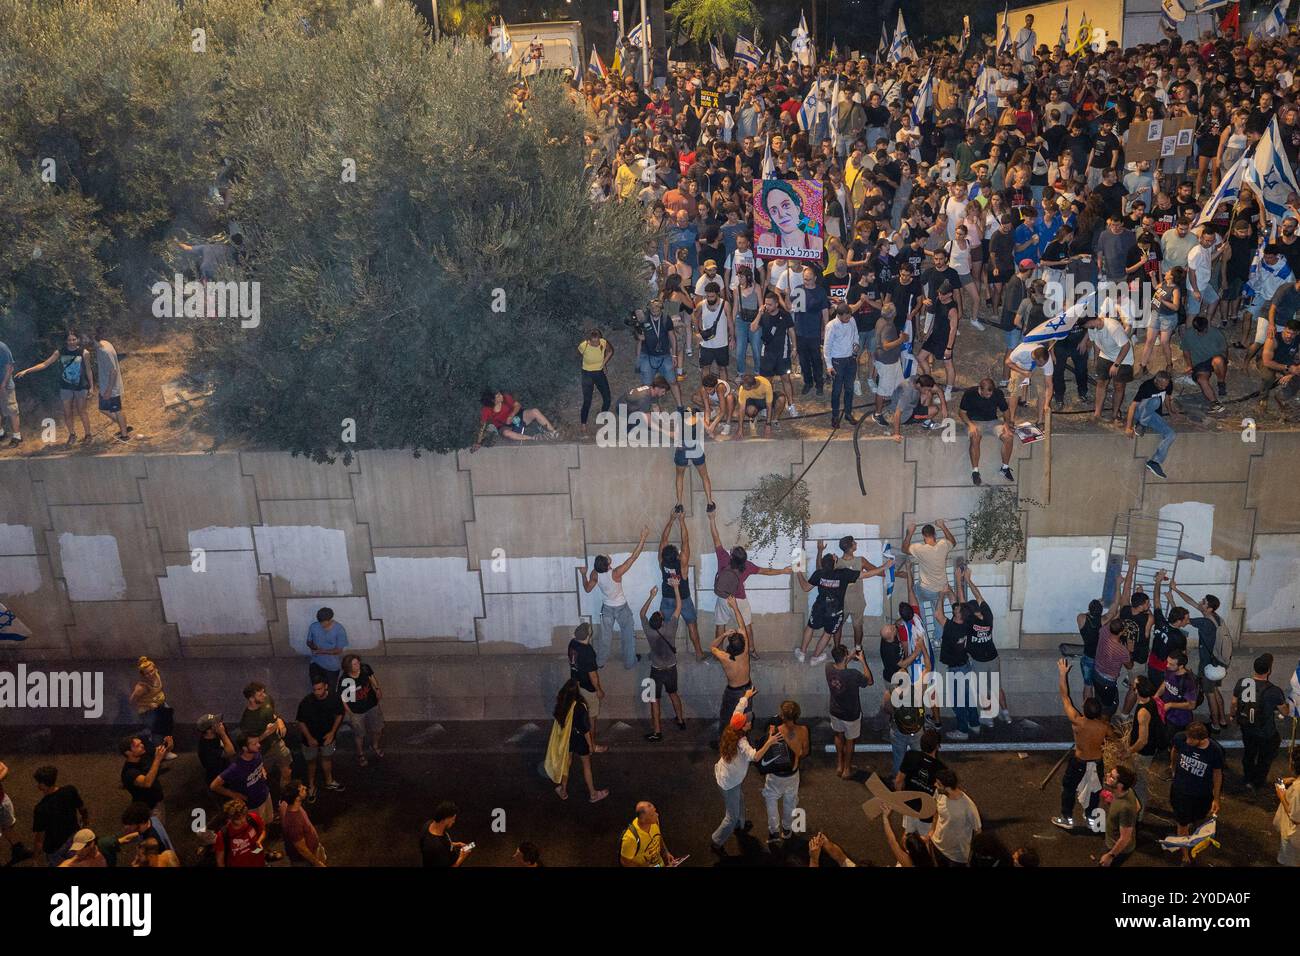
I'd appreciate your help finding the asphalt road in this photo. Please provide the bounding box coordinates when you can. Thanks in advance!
[0,719,1286,868]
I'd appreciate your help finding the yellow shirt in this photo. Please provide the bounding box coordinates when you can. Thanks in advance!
[738,375,774,406]
[615,163,639,201]
[620,819,663,866]
[578,339,608,372]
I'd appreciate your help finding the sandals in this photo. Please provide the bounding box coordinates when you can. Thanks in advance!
[555,786,568,800]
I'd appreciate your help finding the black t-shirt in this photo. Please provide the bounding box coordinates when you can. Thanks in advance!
[1089,131,1121,169]
[939,619,970,668]
[959,386,1008,422]
[889,278,922,320]
[1233,678,1285,739]
[759,719,798,776]
[419,826,455,867]
[966,601,997,662]
[338,663,379,714]
[1149,609,1187,664]
[1079,611,1102,658]
[295,692,345,741]
[880,637,903,682]
[808,566,861,614]
[825,664,869,721]
[121,759,163,809]
[1133,377,1173,408]
[989,229,1016,273]
[920,266,961,302]
[661,554,690,602]
[33,785,84,855]
[568,639,598,692]
[759,310,795,360]
[198,736,231,782]
[899,750,946,819]
[1170,734,1224,798]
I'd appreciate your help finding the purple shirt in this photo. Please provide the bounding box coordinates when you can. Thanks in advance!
[219,754,270,809]
[715,546,759,599]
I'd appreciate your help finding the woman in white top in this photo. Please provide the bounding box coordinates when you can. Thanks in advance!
[711,689,778,855]
[947,224,982,331]
[1217,110,1250,174]
[580,527,650,670]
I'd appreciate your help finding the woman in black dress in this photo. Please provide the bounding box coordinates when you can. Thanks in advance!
[919,282,960,399]
[552,679,609,804]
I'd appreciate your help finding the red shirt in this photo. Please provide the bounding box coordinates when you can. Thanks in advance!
[215,812,266,867]
[480,394,517,428]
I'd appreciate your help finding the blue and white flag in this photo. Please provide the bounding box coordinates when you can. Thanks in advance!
[1244,221,1292,300]
[587,46,608,78]
[888,10,914,62]
[911,69,933,126]
[876,28,888,62]
[998,4,1012,54]
[792,11,814,66]
[1254,0,1292,42]
[797,82,820,131]
[1161,0,1187,32]
[1244,117,1300,222]
[490,17,513,58]
[626,20,645,48]
[1023,292,1098,348]
[1197,154,1248,226]
[1289,659,1300,712]
[966,65,989,125]
[1060,5,1071,47]
[734,35,762,70]
[829,73,842,150]
[710,41,729,71]
[882,541,895,597]
[761,135,775,178]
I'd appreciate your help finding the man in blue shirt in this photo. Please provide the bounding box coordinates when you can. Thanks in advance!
[791,266,829,395]
[1013,208,1042,266]
[306,607,349,685]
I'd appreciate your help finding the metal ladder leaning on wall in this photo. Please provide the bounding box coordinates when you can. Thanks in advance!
[1101,513,1186,608]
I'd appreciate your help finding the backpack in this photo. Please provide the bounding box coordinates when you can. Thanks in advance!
[1236,678,1275,737]
[714,565,741,599]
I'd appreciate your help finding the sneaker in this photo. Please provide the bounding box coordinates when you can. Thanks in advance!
[809,652,829,666]
[969,317,986,330]
[872,413,887,428]
[1217,381,1227,397]
[815,387,824,396]
[1000,465,1014,481]
[768,831,782,845]
[971,469,982,486]
[6,437,19,448]
[163,751,179,761]
[1133,424,1145,437]
[1050,816,1076,831]
[1209,403,1226,414]
[1175,374,1197,389]
[644,732,663,742]
[1146,460,1167,479]
[781,828,793,840]
[720,423,731,436]
[324,780,345,792]
[706,501,717,513]
[967,724,980,735]
[997,708,1012,724]
[980,717,995,729]
[114,432,131,444]
[946,729,970,741]
[794,648,806,663]
[853,378,862,396]
[788,403,799,417]
[920,419,938,430]
[685,347,693,357]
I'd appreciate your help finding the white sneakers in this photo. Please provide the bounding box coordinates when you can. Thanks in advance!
[788,403,799,417]
[853,378,862,397]
[720,423,731,436]
[809,652,829,666]
[794,648,806,663]
[969,317,986,331]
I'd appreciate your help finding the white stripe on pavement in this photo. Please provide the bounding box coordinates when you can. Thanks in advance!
[828,740,1247,753]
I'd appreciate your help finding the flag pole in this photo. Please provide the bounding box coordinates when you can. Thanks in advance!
[640,0,650,88]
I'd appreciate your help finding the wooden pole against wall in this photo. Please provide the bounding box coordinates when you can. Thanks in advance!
[1044,403,1052,504]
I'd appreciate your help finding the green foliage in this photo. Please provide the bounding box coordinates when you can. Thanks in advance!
[966,487,1041,563]
[668,0,760,46]
[738,473,809,554]
[188,8,649,459]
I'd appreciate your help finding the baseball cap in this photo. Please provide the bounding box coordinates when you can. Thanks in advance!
[70,829,96,851]
[1018,258,1036,271]
[196,713,222,733]
[574,622,593,641]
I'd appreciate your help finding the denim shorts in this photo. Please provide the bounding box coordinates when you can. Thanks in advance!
[1004,327,1024,349]
[662,594,697,625]
[1152,311,1178,333]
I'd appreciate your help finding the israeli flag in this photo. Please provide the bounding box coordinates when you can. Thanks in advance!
[882,542,895,598]
[792,11,814,66]
[888,10,912,62]
[626,20,647,50]
[797,83,820,131]
[1255,0,1290,40]
[710,41,729,71]
[1161,0,1187,32]
[910,69,933,126]
[1196,154,1248,226]
[1244,117,1300,222]
[1060,5,1071,48]
[761,136,775,178]
[998,4,1012,54]
[966,66,988,125]
[1289,659,1300,713]
[1023,292,1098,347]
[734,35,762,70]
[490,17,513,58]
[588,46,607,78]
[876,29,888,63]
[829,74,842,149]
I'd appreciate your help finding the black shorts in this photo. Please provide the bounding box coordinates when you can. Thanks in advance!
[650,666,678,698]
[744,397,768,413]
[1094,358,1134,383]
[98,395,122,413]
[700,345,730,368]
[808,602,844,634]
[760,356,791,377]
[1170,789,1213,827]
[990,268,1010,285]
[1191,358,1217,377]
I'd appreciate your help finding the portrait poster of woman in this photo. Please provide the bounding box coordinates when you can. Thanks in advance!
[753,178,824,261]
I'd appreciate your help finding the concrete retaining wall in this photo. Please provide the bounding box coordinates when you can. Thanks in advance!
[2,431,1298,723]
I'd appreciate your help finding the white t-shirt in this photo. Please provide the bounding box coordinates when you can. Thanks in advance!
[698,299,729,349]
[1187,242,1216,290]
[1008,339,1054,377]
[726,249,758,290]
[695,272,725,296]
[1089,317,1133,364]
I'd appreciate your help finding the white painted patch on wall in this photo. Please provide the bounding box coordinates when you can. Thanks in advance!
[480,593,576,648]
[0,524,37,556]
[481,554,583,594]
[58,532,127,601]
[0,556,42,596]
[159,552,266,637]
[1020,536,1110,633]
[804,523,885,615]
[284,596,382,652]
[368,556,481,641]
[254,525,351,595]
[1157,501,1234,586]
[1239,535,1300,632]
[696,548,791,615]
[190,525,255,552]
